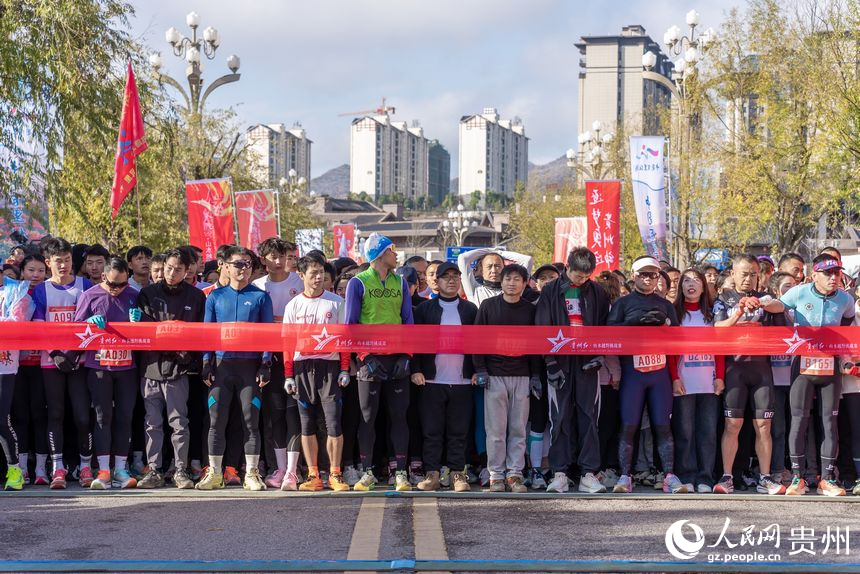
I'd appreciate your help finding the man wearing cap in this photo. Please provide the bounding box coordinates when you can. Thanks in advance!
[344,233,415,492]
[457,247,534,306]
[712,254,787,496]
[780,253,855,496]
[535,247,610,493]
[607,256,685,494]
[533,264,561,293]
[411,262,477,492]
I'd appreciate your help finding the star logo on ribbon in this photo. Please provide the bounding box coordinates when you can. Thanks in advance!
[311,326,341,352]
[75,324,104,349]
[547,329,575,354]
[783,329,812,354]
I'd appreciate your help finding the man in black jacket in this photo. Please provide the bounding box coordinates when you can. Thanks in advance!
[535,247,610,494]
[411,262,477,492]
[135,248,206,489]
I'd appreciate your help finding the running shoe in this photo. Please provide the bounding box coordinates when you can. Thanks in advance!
[409,465,425,486]
[78,467,94,489]
[387,464,397,486]
[439,466,451,488]
[452,472,470,492]
[506,475,527,493]
[578,472,607,493]
[757,474,786,495]
[852,478,860,496]
[713,474,734,494]
[190,462,204,481]
[5,466,24,491]
[90,470,112,490]
[683,483,695,493]
[697,484,712,493]
[597,468,619,488]
[653,471,665,490]
[299,474,324,492]
[417,471,441,491]
[131,459,146,479]
[137,469,164,489]
[280,471,299,491]
[395,470,412,492]
[662,473,688,494]
[265,469,286,489]
[329,472,350,492]
[49,469,67,490]
[785,476,806,496]
[34,473,49,486]
[613,474,633,493]
[530,468,547,490]
[195,467,225,490]
[546,472,569,493]
[817,479,846,497]
[22,469,29,484]
[353,470,377,492]
[742,469,758,488]
[633,469,655,486]
[465,465,479,484]
[113,468,137,489]
[223,466,241,486]
[243,468,267,491]
[479,467,491,487]
[488,479,506,492]
[173,469,194,490]
[343,466,361,486]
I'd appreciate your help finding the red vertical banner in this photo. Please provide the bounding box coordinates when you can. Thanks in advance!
[185,178,236,261]
[585,180,621,272]
[111,61,148,218]
[235,190,278,250]
[553,217,587,263]
[333,224,356,259]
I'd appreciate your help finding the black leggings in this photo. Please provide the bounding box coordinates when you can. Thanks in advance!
[262,357,301,461]
[208,359,261,457]
[43,368,91,459]
[789,370,841,479]
[357,372,409,471]
[341,374,360,467]
[88,369,139,457]
[12,365,47,455]
[0,374,19,464]
[617,364,674,476]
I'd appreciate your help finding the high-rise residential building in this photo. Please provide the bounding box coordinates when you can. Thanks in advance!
[427,140,451,207]
[350,115,429,202]
[458,108,528,201]
[246,123,312,187]
[575,24,673,137]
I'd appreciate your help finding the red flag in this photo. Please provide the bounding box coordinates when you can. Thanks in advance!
[553,217,587,262]
[235,190,278,250]
[333,224,356,259]
[110,61,148,219]
[185,178,236,261]
[585,180,621,272]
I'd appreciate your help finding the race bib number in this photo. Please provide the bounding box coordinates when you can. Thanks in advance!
[633,354,666,373]
[96,348,132,367]
[47,305,75,322]
[800,356,834,377]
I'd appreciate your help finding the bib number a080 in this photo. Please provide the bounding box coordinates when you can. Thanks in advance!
[633,354,666,373]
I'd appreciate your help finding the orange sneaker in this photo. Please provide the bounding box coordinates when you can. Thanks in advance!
[91,470,112,490]
[79,467,94,488]
[299,475,324,491]
[224,466,241,486]
[329,473,350,492]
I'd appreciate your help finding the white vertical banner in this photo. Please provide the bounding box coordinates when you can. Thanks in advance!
[629,136,669,261]
[295,228,324,256]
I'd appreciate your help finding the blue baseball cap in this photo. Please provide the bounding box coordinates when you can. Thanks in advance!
[363,233,394,263]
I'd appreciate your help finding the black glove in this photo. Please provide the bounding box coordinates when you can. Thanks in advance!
[175,351,192,365]
[257,362,272,385]
[639,309,668,326]
[201,360,214,383]
[390,355,410,380]
[529,375,543,400]
[361,355,388,381]
[546,359,566,390]
[49,350,77,373]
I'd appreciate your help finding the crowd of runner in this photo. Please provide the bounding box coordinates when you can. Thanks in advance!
[0,233,858,497]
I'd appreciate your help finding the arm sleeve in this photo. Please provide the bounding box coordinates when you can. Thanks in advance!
[499,249,534,274]
[779,285,799,310]
[344,278,364,325]
[666,301,680,326]
[261,293,274,363]
[400,277,414,324]
[712,298,729,323]
[715,355,726,380]
[203,294,216,364]
[606,298,625,326]
[136,290,154,322]
[668,356,680,381]
[72,293,91,322]
[458,248,493,302]
[31,285,46,321]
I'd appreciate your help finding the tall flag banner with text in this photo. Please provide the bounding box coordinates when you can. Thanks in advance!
[110,61,148,218]
[333,224,356,259]
[629,136,669,261]
[185,178,235,261]
[585,180,621,272]
[235,190,277,250]
[553,217,587,262]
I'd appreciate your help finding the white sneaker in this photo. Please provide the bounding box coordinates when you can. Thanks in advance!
[597,468,619,488]
[343,466,361,486]
[684,483,695,493]
[653,472,665,490]
[697,483,712,493]
[578,472,607,493]
[546,472,569,493]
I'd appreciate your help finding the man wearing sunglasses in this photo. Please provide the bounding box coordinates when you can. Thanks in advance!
[197,246,274,491]
[73,257,142,489]
[780,253,855,496]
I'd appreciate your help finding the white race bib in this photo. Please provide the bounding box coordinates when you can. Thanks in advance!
[799,356,834,377]
[633,354,666,373]
[96,348,132,368]
[47,305,75,323]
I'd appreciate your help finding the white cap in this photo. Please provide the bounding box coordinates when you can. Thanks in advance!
[632,257,661,273]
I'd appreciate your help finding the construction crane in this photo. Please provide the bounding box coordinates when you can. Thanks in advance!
[338,97,395,118]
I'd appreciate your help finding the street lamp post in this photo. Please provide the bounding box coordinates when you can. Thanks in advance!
[148,11,241,118]
[641,9,716,267]
[278,168,311,236]
[566,121,615,186]
[441,203,480,247]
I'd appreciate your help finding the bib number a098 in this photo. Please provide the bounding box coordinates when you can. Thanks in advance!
[633,354,666,373]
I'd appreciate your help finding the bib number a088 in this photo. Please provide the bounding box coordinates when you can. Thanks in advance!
[633,354,666,373]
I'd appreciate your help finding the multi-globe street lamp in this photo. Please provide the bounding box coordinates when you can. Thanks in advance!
[566,121,614,184]
[441,203,480,246]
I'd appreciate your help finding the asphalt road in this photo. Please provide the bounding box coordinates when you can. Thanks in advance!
[2,485,860,572]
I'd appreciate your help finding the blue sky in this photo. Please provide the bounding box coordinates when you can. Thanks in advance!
[130,0,739,180]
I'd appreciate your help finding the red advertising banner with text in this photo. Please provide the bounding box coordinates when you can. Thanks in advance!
[586,180,621,272]
[553,217,587,263]
[185,178,236,261]
[236,190,278,250]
